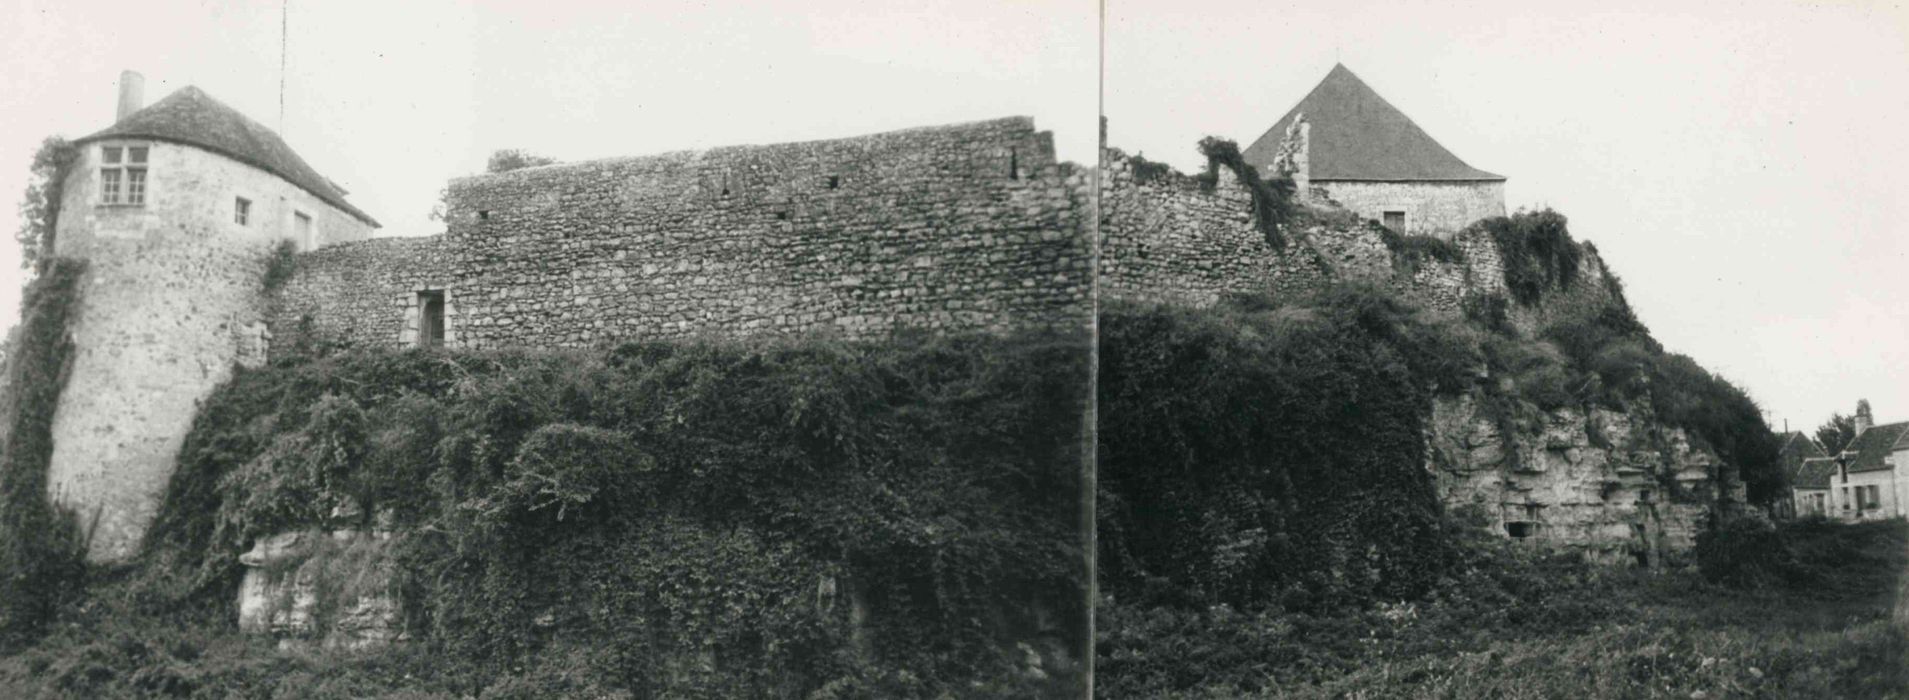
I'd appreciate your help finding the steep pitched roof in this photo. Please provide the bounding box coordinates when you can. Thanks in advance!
[76,86,379,227]
[1794,457,1839,489]
[1242,64,1504,182]
[1778,432,1828,481]
[1842,421,1909,473]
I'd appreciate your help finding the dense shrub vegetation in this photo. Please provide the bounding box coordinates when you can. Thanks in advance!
[0,258,88,651]
[6,329,1088,697]
[1097,219,1792,694]
[1098,283,1479,613]
[1475,209,1582,306]
[15,136,77,271]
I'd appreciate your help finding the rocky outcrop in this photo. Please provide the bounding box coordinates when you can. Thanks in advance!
[1427,393,1738,564]
[237,530,404,650]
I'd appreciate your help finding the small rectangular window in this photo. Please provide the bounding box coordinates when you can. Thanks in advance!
[1382,210,1406,232]
[100,169,121,203]
[235,198,251,226]
[126,169,146,205]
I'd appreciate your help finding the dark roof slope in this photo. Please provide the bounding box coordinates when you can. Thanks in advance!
[1242,64,1504,182]
[1794,457,1839,489]
[1778,432,1828,480]
[76,86,379,227]
[1843,421,1909,473]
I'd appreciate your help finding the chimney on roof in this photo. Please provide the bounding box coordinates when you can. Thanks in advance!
[1855,399,1874,437]
[116,70,145,123]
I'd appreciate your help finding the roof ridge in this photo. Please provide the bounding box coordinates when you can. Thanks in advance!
[1242,64,1503,182]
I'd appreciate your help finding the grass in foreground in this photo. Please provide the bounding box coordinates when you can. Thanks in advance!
[1098,518,1909,699]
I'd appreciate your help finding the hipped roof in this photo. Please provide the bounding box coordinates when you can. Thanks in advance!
[1242,64,1504,182]
[77,86,379,227]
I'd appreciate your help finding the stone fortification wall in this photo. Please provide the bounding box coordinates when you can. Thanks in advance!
[270,236,454,353]
[271,117,1093,354]
[1098,151,1502,314]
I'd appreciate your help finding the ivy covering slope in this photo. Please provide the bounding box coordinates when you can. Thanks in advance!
[24,329,1089,698]
[0,258,89,651]
[1098,209,1783,693]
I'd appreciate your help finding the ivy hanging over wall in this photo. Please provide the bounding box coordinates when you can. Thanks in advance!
[1194,137,1297,249]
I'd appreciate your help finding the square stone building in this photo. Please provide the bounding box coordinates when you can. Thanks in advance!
[1243,64,1506,238]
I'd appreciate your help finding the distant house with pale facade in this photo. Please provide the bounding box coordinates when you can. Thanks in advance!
[1827,401,1909,520]
[1242,64,1505,238]
[1774,431,1833,517]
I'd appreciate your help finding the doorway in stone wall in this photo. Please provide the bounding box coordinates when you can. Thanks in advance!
[418,291,445,348]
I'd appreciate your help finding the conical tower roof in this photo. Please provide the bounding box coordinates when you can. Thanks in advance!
[1243,64,1503,182]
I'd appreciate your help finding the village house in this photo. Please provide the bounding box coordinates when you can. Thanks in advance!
[1774,431,1833,517]
[1242,64,1506,238]
[1827,400,1909,520]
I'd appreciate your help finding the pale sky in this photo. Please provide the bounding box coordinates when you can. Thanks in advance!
[1107,0,1909,434]
[2,1,1903,436]
[0,0,1096,331]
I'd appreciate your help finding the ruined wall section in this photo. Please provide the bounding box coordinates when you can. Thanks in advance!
[1099,151,1491,314]
[270,236,454,352]
[440,117,1090,349]
[1101,147,1728,556]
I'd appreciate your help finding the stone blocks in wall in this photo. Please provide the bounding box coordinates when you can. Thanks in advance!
[270,117,1093,355]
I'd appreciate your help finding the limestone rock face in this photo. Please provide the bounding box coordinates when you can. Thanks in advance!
[237,530,403,650]
[1427,393,1734,565]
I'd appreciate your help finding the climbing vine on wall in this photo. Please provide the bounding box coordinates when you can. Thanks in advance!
[1195,137,1297,249]
[15,137,77,272]
[0,258,88,651]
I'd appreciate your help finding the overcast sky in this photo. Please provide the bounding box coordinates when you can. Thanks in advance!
[2,0,1903,435]
[1107,0,1909,434]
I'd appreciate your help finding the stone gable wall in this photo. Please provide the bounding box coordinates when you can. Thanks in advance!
[1312,180,1506,239]
[270,117,1092,354]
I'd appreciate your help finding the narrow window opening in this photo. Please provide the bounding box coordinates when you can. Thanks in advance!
[826,175,840,190]
[478,210,491,221]
[1505,522,1537,539]
[294,211,314,250]
[1009,147,1019,180]
[234,197,251,226]
[418,291,446,348]
[1382,210,1406,232]
[1636,489,1655,505]
[776,211,789,221]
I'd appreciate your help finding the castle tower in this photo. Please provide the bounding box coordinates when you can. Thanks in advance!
[1242,64,1506,238]
[46,71,378,561]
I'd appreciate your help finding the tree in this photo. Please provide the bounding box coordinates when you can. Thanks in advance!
[1816,413,1857,455]
[15,136,77,271]
[486,149,558,173]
